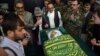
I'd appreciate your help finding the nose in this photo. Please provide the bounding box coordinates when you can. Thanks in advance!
[23,29,28,35]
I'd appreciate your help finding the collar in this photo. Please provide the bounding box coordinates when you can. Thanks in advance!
[48,8,55,13]
[15,11,25,16]
[84,11,90,17]
[48,10,55,14]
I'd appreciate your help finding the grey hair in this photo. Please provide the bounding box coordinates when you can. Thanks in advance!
[34,7,43,15]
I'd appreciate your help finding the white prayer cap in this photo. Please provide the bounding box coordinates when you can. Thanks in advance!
[34,7,43,15]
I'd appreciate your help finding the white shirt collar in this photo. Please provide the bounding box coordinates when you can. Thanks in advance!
[48,10,54,14]
[84,11,89,17]
[47,10,55,28]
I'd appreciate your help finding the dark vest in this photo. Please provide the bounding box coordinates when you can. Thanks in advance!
[93,24,100,41]
[45,11,60,28]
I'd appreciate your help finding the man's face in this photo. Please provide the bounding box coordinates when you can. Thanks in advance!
[44,1,49,7]
[55,0,60,4]
[47,4,54,12]
[70,1,79,11]
[0,15,3,24]
[67,0,72,6]
[84,4,91,12]
[15,3,24,15]
[35,13,42,20]
[14,26,27,40]
[90,12,99,24]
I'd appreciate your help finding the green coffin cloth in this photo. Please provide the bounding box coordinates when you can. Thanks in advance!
[40,27,96,56]
[43,35,87,56]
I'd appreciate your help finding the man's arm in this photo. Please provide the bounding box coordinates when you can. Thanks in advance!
[91,38,100,46]
[0,48,8,56]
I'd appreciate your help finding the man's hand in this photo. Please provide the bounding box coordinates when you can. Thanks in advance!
[45,24,48,28]
[35,19,42,26]
[22,39,29,46]
[93,13,100,24]
[91,38,100,46]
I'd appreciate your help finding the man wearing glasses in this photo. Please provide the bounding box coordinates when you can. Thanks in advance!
[14,0,34,30]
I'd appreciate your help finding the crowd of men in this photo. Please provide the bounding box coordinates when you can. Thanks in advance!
[0,0,100,56]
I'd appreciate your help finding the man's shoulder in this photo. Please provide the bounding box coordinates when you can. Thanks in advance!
[0,38,21,48]
[25,11,32,15]
[0,38,10,47]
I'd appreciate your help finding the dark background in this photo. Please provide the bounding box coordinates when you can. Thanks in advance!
[0,0,90,13]
[0,0,44,13]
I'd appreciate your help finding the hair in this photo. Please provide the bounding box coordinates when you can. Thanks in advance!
[69,0,80,4]
[44,0,51,6]
[14,0,24,7]
[54,0,62,3]
[2,13,25,36]
[47,3,54,7]
[83,2,91,6]
[94,8,100,17]
[0,48,8,56]
[44,0,51,3]
[91,2,100,15]
[0,11,5,16]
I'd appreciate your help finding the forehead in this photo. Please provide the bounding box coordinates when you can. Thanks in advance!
[48,4,53,7]
[16,3,24,7]
[45,1,49,3]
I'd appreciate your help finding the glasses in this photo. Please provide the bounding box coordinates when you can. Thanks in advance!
[36,16,42,18]
[16,7,24,9]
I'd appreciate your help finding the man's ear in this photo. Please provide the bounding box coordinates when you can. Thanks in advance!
[7,30,14,37]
